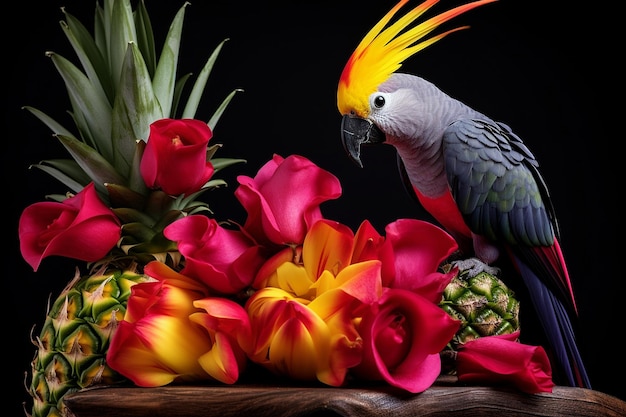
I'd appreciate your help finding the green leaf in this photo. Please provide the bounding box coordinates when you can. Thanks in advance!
[111,43,162,178]
[171,72,192,118]
[62,9,114,104]
[210,157,247,173]
[121,222,157,241]
[22,106,76,138]
[208,88,243,131]
[36,159,91,185]
[106,183,148,210]
[55,133,125,192]
[128,139,149,195]
[30,160,86,194]
[181,38,229,119]
[113,207,155,225]
[109,0,137,91]
[48,52,113,160]
[134,0,156,78]
[152,2,188,118]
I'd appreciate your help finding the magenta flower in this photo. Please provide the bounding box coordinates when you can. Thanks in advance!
[140,118,215,196]
[456,331,555,393]
[383,219,458,302]
[164,215,265,294]
[353,288,460,393]
[234,154,341,248]
[18,182,121,271]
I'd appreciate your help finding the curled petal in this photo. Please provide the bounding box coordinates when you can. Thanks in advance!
[164,215,263,294]
[384,219,458,299]
[456,331,555,393]
[235,154,341,247]
[19,183,120,271]
[354,288,460,393]
[190,298,252,383]
[303,219,354,280]
[107,314,213,386]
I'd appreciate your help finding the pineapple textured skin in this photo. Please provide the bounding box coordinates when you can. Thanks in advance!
[28,268,152,417]
[439,266,520,374]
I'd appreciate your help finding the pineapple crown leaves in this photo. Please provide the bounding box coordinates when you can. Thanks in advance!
[24,0,244,201]
[22,0,246,265]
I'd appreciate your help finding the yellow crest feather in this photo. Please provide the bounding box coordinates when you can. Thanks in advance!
[337,0,497,117]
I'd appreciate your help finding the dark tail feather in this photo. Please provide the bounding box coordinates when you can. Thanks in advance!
[514,256,591,388]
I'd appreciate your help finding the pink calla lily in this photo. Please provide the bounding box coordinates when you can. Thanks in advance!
[456,331,555,393]
[18,182,121,271]
[235,154,341,248]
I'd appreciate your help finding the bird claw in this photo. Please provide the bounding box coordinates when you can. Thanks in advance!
[452,257,500,277]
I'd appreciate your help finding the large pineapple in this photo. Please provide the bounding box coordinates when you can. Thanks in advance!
[439,264,521,373]
[23,1,243,416]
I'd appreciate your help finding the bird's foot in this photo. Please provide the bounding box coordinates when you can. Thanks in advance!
[452,257,500,278]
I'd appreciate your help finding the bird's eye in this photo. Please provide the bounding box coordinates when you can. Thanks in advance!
[373,95,385,109]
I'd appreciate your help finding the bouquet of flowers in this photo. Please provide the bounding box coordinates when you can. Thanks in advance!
[19,2,553,417]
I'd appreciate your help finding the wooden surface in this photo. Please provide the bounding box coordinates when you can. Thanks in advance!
[63,376,626,417]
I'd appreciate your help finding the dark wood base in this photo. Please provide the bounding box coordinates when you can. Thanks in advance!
[63,375,626,417]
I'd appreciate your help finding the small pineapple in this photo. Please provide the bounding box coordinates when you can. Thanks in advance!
[29,267,152,417]
[23,1,244,416]
[439,264,520,373]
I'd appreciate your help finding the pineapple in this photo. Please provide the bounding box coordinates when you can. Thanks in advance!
[29,267,151,417]
[23,1,244,416]
[438,264,521,374]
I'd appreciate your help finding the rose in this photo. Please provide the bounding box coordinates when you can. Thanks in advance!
[18,182,121,271]
[163,215,265,294]
[353,288,460,393]
[455,331,555,393]
[235,154,341,248]
[140,118,215,196]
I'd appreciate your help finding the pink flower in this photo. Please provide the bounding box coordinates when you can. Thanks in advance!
[456,331,555,393]
[235,154,341,248]
[383,219,458,302]
[353,288,460,393]
[140,118,215,196]
[164,215,265,294]
[18,182,121,271]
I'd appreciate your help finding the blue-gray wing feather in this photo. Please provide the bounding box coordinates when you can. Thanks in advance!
[442,119,557,246]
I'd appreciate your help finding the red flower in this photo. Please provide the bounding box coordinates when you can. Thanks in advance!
[353,288,460,393]
[18,182,121,271]
[235,154,341,248]
[456,331,555,393]
[140,118,215,196]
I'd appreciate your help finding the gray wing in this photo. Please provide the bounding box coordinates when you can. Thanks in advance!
[442,118,557,247]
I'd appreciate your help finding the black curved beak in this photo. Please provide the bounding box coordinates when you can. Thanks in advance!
[340,115,385,168]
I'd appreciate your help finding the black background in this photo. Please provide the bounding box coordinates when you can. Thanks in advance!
[7,1,620,415]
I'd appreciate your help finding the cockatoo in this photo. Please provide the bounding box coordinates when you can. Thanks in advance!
[337,0,590,388]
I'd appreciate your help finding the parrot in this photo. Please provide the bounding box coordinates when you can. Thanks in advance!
[336,0,591,388]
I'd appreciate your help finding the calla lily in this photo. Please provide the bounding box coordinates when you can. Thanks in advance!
[456,331,555,393]
[164,215,265,294]
[383,219,458,302]
[19,182,121,271]
[235,154,342,248]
